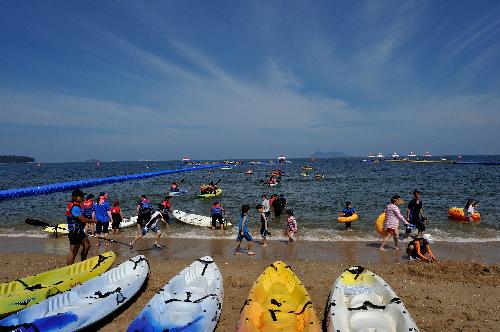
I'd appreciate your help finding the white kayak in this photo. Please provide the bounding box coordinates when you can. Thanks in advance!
[127,256,223,332]
[121,216,138,228]
[0,255,149,332]
[326,266,419,332]
[169,188,188,196]
[173,210,232,227]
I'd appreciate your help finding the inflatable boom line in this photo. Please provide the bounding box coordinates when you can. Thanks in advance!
[0,164,223,201]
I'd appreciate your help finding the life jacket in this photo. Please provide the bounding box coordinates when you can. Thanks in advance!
[408,238,429,255]
[162,200,170,211]
[81,200,94,218]
[211,204,223,215]
[138,199,153,215]
[111,207,121,215]
[170,184,178,191]
[66,201,83,232]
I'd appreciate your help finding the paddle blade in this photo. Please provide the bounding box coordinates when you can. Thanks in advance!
[25,218,50,227]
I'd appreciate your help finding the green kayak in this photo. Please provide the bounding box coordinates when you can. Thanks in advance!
[197,189,222,198]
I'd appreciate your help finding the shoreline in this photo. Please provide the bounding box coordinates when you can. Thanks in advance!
[0,236,499,264]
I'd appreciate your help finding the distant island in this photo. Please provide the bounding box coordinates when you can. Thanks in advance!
[311,150,349,158]
[0,155,35,163]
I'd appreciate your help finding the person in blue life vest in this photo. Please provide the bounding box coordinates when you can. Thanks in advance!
[66,188,95,265]
[235,204,255,255]
[211,201,225,232]
[81,194,95,236]
[136,194,153,234]
[93,192,112,246]
[339,201,356,230]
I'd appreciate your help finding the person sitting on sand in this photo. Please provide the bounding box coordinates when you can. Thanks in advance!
[406,233,437,262]
[380,195,410,251]
[339,201,356,230]
[130,207,166,249]
[284,209,298,245]
[235,204,254,255]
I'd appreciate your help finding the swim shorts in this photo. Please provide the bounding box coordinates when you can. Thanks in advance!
[211,213,224,227]
[386,228,396,235]
[237,231,252,242]
[96,222,109,234]
[141,226,160,236]
[111,222,120,230]
[68,230,86,245]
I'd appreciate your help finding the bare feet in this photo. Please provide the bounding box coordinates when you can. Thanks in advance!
[395,246,400,250]
[248,251,255,256]
[234,250,240,255]
[379,247,386,251]
[261,243,267,247]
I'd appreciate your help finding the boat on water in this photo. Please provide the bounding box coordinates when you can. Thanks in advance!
[278,154,287,163]
[367,153,376,158]
[391,152,400,159]
[408,151,417,157]
[181,156,190,163]
[376,152,384,158]
[245,169,253,175]
[424,151,432,157]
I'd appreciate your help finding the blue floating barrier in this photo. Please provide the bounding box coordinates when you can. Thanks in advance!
[0,164,224,201]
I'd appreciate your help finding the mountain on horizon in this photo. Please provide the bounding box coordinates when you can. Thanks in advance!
[311,150,349,158]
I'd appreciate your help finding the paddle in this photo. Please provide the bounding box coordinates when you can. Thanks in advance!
[25,218,132,247]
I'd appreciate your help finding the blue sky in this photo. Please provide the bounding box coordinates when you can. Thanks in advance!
[1,1,499,162]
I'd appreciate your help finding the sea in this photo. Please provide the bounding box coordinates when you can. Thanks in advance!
[0,156,499,242]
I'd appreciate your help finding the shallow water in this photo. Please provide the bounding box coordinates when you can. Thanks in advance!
[0,156,499,241]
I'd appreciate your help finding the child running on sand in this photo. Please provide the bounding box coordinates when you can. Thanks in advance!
[110,200,123,235]
[284,209,297,245]
[235,204,254,255]
[256,203,270,246]
[380,195,410,251]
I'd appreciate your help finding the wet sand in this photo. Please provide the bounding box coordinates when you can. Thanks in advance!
[0,237,499,331]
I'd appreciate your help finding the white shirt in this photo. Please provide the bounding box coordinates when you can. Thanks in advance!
[262,199,270,213]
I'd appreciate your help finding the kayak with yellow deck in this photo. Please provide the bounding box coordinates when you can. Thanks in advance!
[0,251,116,316]
[197,188,222,198]
[237,261,321,332]
[43,223,69,236]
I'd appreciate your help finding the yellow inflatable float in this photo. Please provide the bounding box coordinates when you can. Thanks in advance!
[237,261,321,332]
[338,213,358,223]
[0,251,116,316]
[448,207,480,221]
[375,213,388,236]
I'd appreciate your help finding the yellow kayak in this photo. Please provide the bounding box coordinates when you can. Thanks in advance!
[43,223,69,235]
[238,261,321,332]
[197,188,222,198]
[0,251,116,316]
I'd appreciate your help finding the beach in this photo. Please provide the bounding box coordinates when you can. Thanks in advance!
[0,237,499,331]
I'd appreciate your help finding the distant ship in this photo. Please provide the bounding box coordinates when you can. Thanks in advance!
[376,152,384,158]
[278,154,287,163]
[391,152,400,159]
[407,152,417,157]
[424,152,432,157]
[181,156,190,163]
[367,153,376,158]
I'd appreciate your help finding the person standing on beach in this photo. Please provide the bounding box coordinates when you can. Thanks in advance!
[136,194,153,234]
[261,194,271,219]
[235,204,254,255]
[160,196,172,228]
[93,192,112,246]
[211,201,225,232]
[81,194,95,236]
[66,189,95,265]
[257,203,270,246]
[110,200,123,235]
[380,195,410,251]
[284,209,298,245]
[269,194,277,216]
[406,190,427,237]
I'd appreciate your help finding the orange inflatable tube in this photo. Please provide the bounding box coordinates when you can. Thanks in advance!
[448,207,480,222]
[338,213,358,223]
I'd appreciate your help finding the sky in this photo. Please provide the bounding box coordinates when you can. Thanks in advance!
[1,0,499,162]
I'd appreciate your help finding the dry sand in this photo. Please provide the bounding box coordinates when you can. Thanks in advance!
[0,238,499,331]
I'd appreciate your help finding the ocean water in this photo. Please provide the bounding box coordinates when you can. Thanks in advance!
[0,156,499,242]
